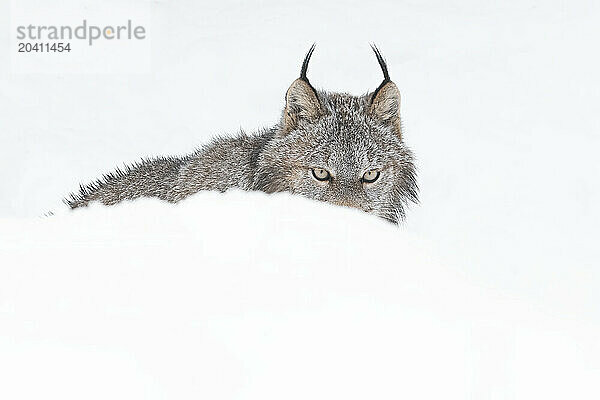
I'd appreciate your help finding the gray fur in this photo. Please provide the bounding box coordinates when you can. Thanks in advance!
[66,46,418,224]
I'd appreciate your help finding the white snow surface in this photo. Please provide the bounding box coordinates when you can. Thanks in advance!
[1,0,600,398]
[1,191,599,399]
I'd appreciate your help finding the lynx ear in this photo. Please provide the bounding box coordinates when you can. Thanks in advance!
[370,81,401,127]
[369,45,402,139]
[282,44,322,135]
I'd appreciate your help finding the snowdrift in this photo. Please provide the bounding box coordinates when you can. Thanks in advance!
[1,191,598,399]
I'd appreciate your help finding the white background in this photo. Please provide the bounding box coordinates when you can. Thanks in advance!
[1,0,599,398]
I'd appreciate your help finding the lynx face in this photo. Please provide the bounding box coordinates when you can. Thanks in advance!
[255,91,417,223]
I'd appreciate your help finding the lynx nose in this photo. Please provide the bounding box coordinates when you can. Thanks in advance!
[331,198,357,208]
[328,179,371,211]
[329,195,371,212]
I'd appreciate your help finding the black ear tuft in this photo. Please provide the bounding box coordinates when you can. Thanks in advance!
[300,43,317,83]
[370,44,391,104]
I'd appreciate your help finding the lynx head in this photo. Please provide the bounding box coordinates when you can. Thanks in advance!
[255,45,418,223]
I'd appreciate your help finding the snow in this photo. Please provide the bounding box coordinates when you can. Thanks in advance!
[1,0,600,398]
[2,192,599,399]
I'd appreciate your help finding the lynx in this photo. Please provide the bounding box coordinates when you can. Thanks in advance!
[66,45,418,223]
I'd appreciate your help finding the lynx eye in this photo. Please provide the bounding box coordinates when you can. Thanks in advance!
[311,168,331,181]
[362,169,380,183]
